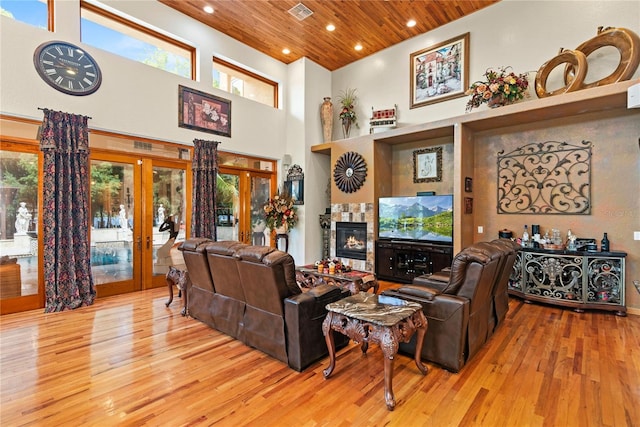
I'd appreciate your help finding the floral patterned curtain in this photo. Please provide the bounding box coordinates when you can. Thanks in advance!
[191,139,220,240]
[39,109,96,312]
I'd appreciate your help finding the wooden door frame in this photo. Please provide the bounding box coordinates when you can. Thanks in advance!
[217,166,276,245]
[0,138,44,314]
[143,158,192,289]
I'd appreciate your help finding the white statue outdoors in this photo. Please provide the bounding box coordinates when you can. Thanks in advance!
[14,202,32,234]
[157,204,165,226]
[119,205,128,229]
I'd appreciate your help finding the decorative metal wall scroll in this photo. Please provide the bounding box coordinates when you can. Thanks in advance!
[497,140,592,214]
[334,151,367,193]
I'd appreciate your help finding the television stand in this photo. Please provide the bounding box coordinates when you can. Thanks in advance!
[375,240,453,283]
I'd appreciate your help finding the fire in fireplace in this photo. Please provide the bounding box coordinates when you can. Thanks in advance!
[335,222,367,260]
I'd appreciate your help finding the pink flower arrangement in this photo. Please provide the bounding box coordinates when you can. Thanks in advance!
[465,67,529,112]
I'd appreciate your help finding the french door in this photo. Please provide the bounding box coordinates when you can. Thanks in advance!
[89,154,189,297]
[217,167,274,246]
[0,141,43,314]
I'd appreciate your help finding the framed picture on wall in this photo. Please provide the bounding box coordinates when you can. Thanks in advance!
[413,146,443,183]
[178,85,231,137]
[465,197,473,214]
[465,177,473,192]
[410,32,470,109]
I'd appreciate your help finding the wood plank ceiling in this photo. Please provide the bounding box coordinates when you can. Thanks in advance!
[158,0,500,71]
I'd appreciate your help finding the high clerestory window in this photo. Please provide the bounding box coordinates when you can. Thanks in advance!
[80,1,195,80]
[0,0,53,30]
[213,57,278,108]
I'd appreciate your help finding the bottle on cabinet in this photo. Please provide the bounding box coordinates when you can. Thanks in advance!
[601,233,610,252]
[522,225,530,247]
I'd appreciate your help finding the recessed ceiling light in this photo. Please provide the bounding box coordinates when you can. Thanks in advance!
[203,5,214,14]
[407,19,416,27]
[354,44,363,51]
[282,48,291,54]
[326,24,335,31]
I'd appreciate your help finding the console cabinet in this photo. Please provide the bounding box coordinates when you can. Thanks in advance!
[508,248,627,316]
[375,240,453,283]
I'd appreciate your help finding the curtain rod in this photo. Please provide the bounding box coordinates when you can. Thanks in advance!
[37,107,92,119]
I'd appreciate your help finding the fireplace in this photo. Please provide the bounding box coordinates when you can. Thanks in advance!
[335,222,367,260]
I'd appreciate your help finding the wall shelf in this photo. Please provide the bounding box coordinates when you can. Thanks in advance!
[312,79,640,258]
[312,79,638,151]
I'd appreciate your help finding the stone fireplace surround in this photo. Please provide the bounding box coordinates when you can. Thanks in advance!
[330,203,374,271]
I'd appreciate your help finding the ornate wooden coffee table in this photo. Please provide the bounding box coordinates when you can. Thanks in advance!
[322,293,428,411]
[296,266,379,295]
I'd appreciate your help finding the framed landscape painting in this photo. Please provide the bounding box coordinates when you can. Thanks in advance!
[178,85,231,137]
[410,33,470,109]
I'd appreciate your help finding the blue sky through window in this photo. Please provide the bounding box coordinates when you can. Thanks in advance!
[80,18,190,78]
[0,0,48,29]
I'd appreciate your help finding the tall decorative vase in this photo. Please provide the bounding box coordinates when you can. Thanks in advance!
[320,97,333,142]
[341,118,352,139]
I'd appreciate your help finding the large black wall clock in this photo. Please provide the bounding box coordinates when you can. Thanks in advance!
[333,151,367,193]
[33,41,102,96]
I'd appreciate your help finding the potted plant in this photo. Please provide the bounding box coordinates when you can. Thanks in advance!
[337,88,359,138]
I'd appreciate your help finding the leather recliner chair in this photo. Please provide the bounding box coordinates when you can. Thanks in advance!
[410,238,520,335]
[484,239,520,333]
[383,243,502,372]
[205,240,248,339]
[179,239,349,371]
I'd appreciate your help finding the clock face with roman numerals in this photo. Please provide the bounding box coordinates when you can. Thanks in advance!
[33,41,102,96]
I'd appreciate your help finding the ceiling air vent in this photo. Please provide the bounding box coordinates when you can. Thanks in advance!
[288,3,313,21]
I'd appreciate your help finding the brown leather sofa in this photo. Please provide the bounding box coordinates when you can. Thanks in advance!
[179,239,349,371]
[382,240,516,372]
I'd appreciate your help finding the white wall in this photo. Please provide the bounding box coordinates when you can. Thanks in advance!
[0,0,289,159]
[331,0,640,136]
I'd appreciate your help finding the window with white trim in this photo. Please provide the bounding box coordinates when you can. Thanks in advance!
[213,57,278,108]
[80,1,194,79]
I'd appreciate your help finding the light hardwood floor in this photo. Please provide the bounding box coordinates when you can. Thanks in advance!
[1,283,639,426]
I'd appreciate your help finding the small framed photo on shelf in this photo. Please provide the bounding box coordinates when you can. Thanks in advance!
[410,32,470,109]
[413,146,443,183]
[465,177,473,192]
[464,197,473,214]
[178,85,231,137]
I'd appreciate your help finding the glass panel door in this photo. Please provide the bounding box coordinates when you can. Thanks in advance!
[216,172,240,242]
[90,157,138,296]
[217,167,274,245]
[250,174,272,246]
[0,146,42,314]
[149,162,188,287]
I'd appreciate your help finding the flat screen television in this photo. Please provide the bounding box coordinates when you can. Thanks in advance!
[378,194,453,243]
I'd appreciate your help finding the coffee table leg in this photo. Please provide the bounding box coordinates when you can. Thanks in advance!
[414,312,428,375]
[383,355,395,411]
[322,313,336,378]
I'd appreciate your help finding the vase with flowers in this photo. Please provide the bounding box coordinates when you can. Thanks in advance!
[337,88,359,139]
[263,191,298,234]
[465,67,529,112]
